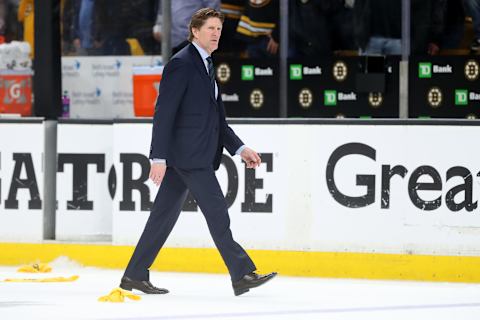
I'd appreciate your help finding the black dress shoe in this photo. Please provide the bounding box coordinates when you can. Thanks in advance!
[232,272,277,296]
[120,276,169,294]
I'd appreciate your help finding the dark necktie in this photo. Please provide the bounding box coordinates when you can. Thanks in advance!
[206,56,215,95]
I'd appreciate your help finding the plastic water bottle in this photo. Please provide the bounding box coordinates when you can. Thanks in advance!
[62,90,70,118]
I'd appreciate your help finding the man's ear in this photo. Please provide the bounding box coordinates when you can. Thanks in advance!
[192,27,199,39]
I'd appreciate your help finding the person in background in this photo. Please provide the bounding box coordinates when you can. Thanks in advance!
[92,0,130,55]
[62,0,79,54]
[0,0,6,43]
[216,0,245,56]
[463,0,480,51]
[153,0,220,55]
[126,0,157,55]
[410,0,446,55]
[17,0,33,57]
[62,0,95,55]
[4,0,22,42]
[236,0,279,58]
[289,0,354,57]
[120,7,276,297]
[354,0,402,55]
[92,0,156,56]
[438,0,465,50]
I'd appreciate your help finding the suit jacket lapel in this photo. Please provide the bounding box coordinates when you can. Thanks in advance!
[188,44,217,104]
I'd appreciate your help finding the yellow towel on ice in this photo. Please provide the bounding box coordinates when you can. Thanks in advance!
[98,288,141,303]
[17,263,52,273]
[4,275,79,282]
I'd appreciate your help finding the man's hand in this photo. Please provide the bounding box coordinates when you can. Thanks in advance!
[153,24,162,42]
[240,147,262,169]
[428,42,440,55]
[73,38,81,50]
[266,36,279,55]
[149,162,167,186]
[153,30,162,42]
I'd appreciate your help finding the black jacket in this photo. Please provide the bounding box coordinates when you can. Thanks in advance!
[150,44,243,170]
[353,0,402,50]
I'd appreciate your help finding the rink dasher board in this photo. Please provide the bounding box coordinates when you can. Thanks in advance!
[1,121,480,257]
[113,123,480,256]
[0,121,44,241]
[55,122,113,241]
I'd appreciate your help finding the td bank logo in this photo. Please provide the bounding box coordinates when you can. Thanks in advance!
[324,90,337,106]
[241,65,254,80]
[455,89,468,106]
[290,64,302,80]
[419,62,432,78]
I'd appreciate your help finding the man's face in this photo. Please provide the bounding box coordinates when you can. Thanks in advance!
[192,17,222,55]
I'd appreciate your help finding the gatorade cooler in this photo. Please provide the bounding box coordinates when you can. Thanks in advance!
[0,71,33,116]
[132,66,163,117]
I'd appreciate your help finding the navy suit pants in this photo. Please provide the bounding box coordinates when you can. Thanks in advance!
[124,166,256,282]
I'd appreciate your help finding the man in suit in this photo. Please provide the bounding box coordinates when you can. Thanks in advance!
[120,7,276,297]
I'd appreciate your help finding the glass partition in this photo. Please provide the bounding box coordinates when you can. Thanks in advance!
[2,0,478,119]
[409,0,480,119]
[61,0,159,56]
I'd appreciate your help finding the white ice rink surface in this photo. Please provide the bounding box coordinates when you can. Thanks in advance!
[1,260,480,320]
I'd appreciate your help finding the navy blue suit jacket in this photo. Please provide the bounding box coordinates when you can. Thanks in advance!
[149,43,243,170]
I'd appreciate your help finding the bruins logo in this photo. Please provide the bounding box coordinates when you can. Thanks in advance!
[465,60,479,81]
[250,89,264,109]
[216,63,231,84]
[298,89,313,109]
[333,61,348,81]
[427,87,442,108]
[368,92,383,108]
